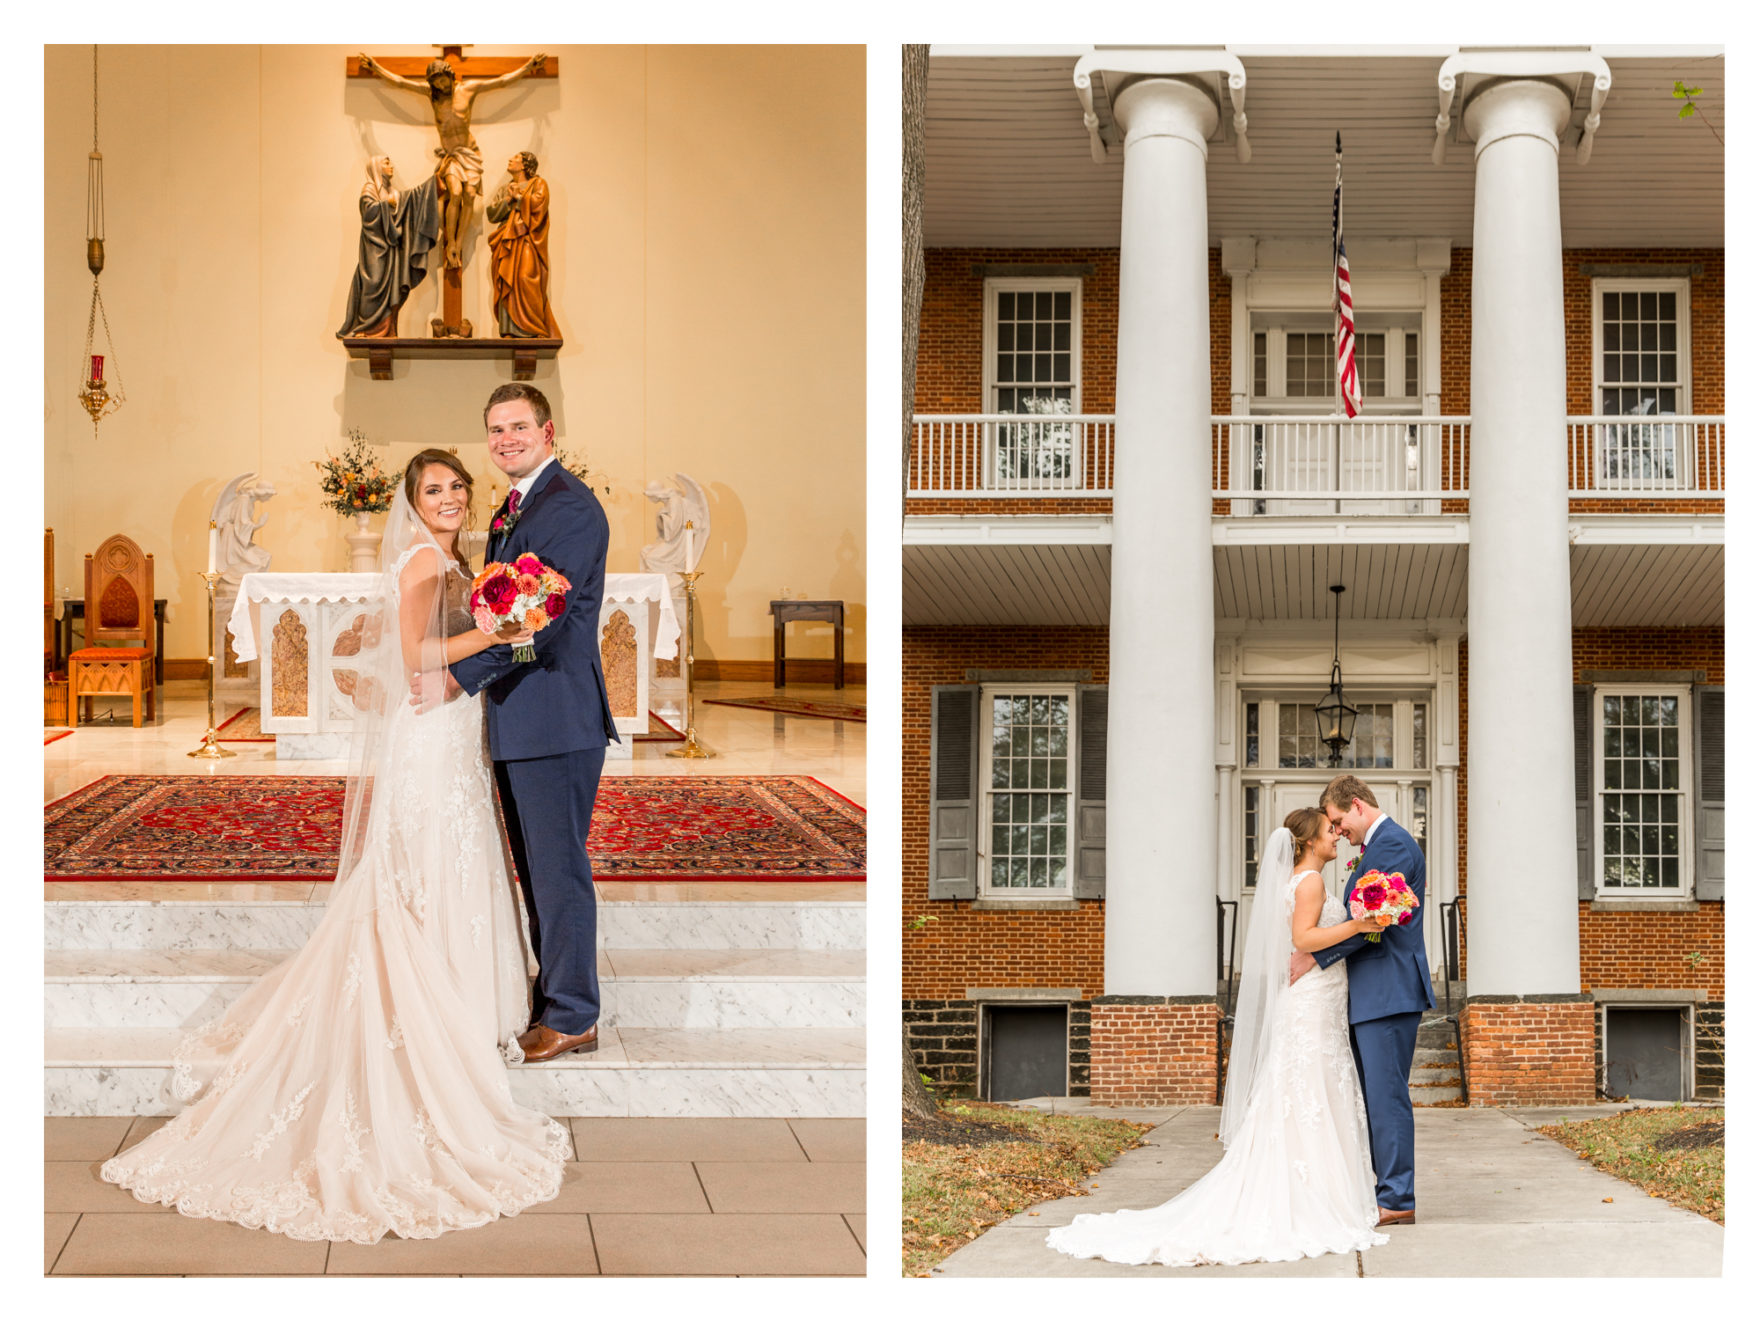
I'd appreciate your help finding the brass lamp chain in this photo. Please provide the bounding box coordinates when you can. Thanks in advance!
[78,44,123,435]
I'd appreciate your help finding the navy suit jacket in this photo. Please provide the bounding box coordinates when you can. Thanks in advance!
[1312,815,1436,1025]
[450,461,620,762]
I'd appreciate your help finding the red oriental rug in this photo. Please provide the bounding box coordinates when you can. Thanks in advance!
[207,708,684,747]
[45,774,864,883]
[703,696,866,723]
[45,729,73,746]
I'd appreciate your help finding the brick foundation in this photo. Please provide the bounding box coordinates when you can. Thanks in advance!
[903,999,979,1096]
[1088,997,1220,1106]
[1462,996,1596,1105]
[1695,1003,1724,1099]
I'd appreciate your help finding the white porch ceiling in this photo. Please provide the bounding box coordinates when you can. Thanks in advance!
[903,528,1723,627]
[925,49,1723,248]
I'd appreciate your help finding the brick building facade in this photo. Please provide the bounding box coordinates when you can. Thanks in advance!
[905,48,1724,1109]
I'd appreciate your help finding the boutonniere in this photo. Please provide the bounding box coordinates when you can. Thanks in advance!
[492,505,522,538]
[1346,853,1365,876]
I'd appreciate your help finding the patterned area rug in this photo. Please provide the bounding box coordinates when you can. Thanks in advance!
[44,729,73,746]
[211,708,684,745]
[214,707,275,742]
[45,774,864,882]
[703,696,866,723]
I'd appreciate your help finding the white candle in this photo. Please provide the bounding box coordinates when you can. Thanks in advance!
[684,520,696,573]
[207,521,218,575]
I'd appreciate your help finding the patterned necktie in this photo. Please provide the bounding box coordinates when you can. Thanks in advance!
[508,488,523,516]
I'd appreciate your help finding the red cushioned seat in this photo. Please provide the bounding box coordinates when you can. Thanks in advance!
[70,646,153,661]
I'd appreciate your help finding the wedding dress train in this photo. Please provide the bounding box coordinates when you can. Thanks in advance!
[101,544,569,1243]
[1046,877,1388,1267]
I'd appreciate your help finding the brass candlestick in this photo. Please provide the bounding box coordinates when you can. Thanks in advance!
[188,569,236,760]
[665,568,715,759]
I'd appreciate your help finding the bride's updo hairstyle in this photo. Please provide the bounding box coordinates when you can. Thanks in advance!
[1284,806,1329,862]
[402,449,476,566]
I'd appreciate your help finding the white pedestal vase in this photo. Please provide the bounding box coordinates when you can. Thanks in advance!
[343,512,381,574]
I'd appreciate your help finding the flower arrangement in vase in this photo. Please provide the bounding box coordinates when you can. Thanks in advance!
[314,431,397,517]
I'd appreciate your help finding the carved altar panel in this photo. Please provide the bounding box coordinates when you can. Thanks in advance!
[319,599,385,728]
[599,597,650,741]
[269,608,311,722]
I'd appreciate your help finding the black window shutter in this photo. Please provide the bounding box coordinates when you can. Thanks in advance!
[928,685,981,900]
[1695,687,1724,901]
[1074,685,1108,900]
[1575,686,1594,900]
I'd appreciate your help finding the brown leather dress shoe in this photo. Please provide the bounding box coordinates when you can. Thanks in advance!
[517,1023,599,1062]
[1377,1207,1416,1227]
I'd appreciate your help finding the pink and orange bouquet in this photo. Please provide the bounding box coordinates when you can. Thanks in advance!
[1349,871,1418,943]
[469,553,571,662]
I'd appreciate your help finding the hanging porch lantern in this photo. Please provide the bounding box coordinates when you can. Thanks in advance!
[1316,583,1357,767]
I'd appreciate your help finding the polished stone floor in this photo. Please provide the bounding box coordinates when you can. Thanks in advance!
[46,1115,865,1276]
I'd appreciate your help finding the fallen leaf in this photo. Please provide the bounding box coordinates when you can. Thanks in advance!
[1028,1212,1040,1217]
[1603,1197,1614,1203]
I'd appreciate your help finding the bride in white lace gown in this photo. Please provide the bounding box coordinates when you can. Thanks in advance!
[101,452,571,1243]
[1047,810,1391,1268]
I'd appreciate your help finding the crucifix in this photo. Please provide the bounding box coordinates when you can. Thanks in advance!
[351,45,555,338]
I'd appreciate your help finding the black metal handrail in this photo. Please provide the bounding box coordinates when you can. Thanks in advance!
[1215,897,1240,1104]
[1438,898,1467,1101]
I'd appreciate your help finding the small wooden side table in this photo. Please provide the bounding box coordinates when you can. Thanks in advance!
[770,599,845,689]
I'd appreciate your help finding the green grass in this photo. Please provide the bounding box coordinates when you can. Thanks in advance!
[1538,1105,1723,1223]
[902,1102,1153,1277]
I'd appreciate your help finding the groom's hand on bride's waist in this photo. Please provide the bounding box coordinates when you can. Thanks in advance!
[409,669,463,713]
[1288,950,1317,985]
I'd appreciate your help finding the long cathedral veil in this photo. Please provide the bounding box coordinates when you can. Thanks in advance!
[328,484,458,902]
[1218,826,1298,1146]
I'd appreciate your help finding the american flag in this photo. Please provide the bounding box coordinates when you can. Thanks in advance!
[1332,133,1360,418]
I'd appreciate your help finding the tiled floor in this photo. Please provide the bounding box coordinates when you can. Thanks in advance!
[46,677,865,807]
[45,1115,865,1276]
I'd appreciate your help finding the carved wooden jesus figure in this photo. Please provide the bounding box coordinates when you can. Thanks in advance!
[357,51,546,271]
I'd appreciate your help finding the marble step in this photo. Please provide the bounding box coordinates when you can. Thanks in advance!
[45,1027,865,1118]
[43,897,866,952]
[44,948,865,1031]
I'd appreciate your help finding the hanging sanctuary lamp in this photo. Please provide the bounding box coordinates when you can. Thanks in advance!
[1315,584,1358,767]
[78,45,124,436]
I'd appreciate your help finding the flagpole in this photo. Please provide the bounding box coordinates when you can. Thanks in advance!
[1333,130,1343,421]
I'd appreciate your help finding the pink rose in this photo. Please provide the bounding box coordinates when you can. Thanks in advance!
[1398,910,1414,925]
[514,553,544,576]
[1358,882,1387,910]
[473,606,496,633]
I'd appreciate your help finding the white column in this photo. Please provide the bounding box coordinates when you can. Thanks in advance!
[1105,78,1219,995]
[1463,79,1581,994]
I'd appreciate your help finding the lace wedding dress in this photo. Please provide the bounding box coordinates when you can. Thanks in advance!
[1046,871,1388,1268]
[101,536,570,1243]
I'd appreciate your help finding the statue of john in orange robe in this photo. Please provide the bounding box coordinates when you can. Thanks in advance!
[486,151,560,339]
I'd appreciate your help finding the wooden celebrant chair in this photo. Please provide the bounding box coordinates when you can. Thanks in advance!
[68,533,157,727]
[44,528,70,725]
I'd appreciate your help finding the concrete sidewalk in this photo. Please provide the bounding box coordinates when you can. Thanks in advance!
[932,1101,1721,1277]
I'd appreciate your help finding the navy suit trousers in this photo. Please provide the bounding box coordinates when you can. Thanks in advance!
[496,747,605,1035]
[1351,1010,1423,1212]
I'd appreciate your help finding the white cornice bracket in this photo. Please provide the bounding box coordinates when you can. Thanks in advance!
[1073,50,1250,165]
[1432,51,1612,166]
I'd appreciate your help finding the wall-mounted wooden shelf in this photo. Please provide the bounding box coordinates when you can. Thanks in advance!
[340,337,562,381]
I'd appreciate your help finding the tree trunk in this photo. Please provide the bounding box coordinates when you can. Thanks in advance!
[903,1020,938,1121]
[902,44,929,506]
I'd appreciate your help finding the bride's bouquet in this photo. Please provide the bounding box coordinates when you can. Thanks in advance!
[1349,871,1418,943]
[470,553,571,662]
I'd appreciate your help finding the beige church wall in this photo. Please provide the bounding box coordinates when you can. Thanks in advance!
[44,44,866,670]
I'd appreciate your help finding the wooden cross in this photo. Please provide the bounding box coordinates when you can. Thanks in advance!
[348,45,557,338]
[344,45,558,81]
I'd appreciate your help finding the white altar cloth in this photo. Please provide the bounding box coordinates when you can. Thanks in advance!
[229,571,677,662]
[228,573,378,663]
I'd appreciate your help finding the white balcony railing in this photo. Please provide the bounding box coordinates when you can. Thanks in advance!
[1566,416,1725,498]
[908,413,1728,510]
[1212,416,1471,514]
[908,414,1115,497]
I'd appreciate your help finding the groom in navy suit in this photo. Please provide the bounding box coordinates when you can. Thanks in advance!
[1290,773,1434,1227]
[446,383,620,1062]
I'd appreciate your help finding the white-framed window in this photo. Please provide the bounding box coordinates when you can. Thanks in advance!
[1591,278,1692,482]
[979,683,1076,895]
[1251,316,1421,410]
[1594,685,1693,894]
[1239,694,1431,888]
[983,278,1082,486]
